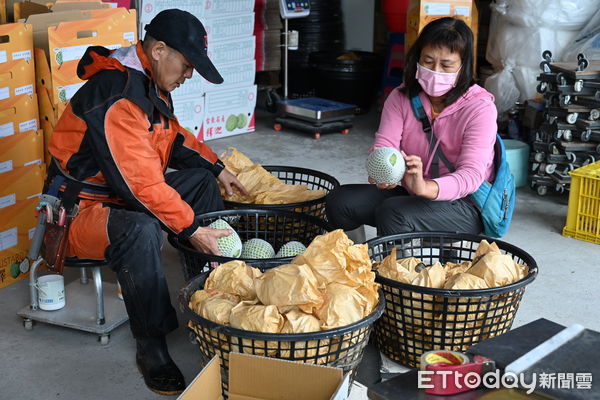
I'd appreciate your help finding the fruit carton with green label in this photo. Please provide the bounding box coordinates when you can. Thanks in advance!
[172,93,205,140]
[0,196,40,289]
[201,85,256,142]
[204,59,255,92]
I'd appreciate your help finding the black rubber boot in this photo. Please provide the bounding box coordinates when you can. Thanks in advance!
[136,336,185,396]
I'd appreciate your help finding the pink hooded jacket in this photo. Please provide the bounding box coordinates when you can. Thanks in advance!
[372,84,497,201]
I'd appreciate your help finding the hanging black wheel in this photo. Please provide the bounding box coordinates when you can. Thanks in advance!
[577,53,586,61]
[537,82,547,93]
[540,61,551,72]
[578,58,589,71]
[537,185,548,196]
[542,50,553,61]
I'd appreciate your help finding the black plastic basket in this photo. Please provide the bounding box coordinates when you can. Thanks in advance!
[168,209,330,281]
[179,272,385,396]
[366,232,538,368]
[223,165,340,220]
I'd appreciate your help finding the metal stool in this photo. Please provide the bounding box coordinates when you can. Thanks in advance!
[18,257,129,345]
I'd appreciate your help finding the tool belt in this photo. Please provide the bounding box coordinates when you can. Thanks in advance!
[40,159,114,274]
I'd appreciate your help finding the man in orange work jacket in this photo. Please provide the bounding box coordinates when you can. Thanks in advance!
[47,9,247,395]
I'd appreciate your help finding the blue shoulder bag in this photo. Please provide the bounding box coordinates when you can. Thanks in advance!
[410,95,515,238]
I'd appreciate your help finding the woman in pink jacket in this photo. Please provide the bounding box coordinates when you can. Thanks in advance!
[326,18,497,237]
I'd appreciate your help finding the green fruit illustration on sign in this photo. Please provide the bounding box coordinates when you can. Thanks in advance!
[225,115,238,132]
[55,50,63,66]
[58,88,67,103]
[10,262,20,279]
[236,113,247,129]
[241,238,275,259]
[208,219,243,258]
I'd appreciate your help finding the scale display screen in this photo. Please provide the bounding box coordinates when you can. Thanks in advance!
[280,0,310,19]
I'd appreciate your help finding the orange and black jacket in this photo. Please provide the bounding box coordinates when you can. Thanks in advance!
[49,43,224,239]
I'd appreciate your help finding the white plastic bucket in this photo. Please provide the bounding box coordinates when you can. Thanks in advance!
[37,274,65,311]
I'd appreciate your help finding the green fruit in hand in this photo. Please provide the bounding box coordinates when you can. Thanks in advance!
[241,238,276,259]
[236,113,247,129]
[366,147,406,185]
[208,219,242,258]
[225,115,238,132]
[10,262,20,279]
[275,241,307,258]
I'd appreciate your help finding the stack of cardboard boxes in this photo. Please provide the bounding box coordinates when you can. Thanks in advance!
[0,21,44,288]
[138,0,257,142]
[0,1,137,288]
[254,0,282,73]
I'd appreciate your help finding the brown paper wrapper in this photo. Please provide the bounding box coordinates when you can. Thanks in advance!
[315,283,369,329]
[205,260,262,300]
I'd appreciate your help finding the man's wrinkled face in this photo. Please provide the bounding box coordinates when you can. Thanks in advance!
[151,41,194,92]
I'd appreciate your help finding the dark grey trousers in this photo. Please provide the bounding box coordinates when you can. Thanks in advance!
[325,184,482,236]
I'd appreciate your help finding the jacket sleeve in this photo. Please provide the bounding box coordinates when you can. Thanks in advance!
[168,121,225,176]
[371,89,405,152]
[432,99,497,201]
[87,98,200,238]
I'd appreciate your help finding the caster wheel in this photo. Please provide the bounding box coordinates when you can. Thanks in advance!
[341,129,349,135]
[534,152,546,163]
[537,185,548,196]
[581,130,592,142]
[99,335,110,345]
[548,142,558,154]
[313,133,321,139]
[559,95,571,107]
[537,82,547,93]
[563,130,573,141]
[590,109,600,120]
[566,113,578,124]
[545,163,557,174]
[23,319,33,331]
[273,123,282,131]
[556,73,567,86]
[539,60,551,72]
[596,144,600,154]
[566,151,577,163]
[542,50,553,61]
[578,58,589,71]
[574,80,584,92]
[556,184,565,194]
[577,53,585,61]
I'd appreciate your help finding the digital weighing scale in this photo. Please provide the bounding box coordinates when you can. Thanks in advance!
[276,0,356,139]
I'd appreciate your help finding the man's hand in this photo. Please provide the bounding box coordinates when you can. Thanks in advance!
[189,226,231,255]
[217,168,249,197]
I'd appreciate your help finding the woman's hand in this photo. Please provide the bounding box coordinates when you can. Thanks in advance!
[401,152,439,200]
[368,176,399,190]
[217,168,249,197]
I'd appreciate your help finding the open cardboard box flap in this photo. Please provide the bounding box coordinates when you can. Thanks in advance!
[179,353,350,400]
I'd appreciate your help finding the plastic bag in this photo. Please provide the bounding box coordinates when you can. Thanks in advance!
[491,0,600,30]
[254,263,324,313]
[562,8,600,61]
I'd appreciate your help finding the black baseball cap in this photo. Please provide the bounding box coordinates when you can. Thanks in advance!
[144,9,223,84]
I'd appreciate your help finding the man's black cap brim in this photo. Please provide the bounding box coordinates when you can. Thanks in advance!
[188,52,223,84]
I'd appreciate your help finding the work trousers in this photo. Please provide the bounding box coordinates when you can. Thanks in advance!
[325,184,482,236]
[105,168,224,339]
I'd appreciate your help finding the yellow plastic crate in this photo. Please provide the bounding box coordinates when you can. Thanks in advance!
[563,161,600,244]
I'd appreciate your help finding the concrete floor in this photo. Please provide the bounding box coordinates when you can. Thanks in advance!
[1,107,598,400]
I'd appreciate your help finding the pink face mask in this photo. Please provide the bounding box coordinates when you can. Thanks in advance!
[416,63,459,97]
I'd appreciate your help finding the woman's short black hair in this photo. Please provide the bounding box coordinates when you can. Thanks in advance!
[402,17,476,105]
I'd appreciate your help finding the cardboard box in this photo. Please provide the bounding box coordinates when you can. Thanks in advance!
[138,0,206,34]
[204,60,256,92]
[172,93,205,140]
[201,84,256,141]
[201,12,255,41]
[178,353,350,400]
[0,93,39,137]
[0,23,34,68]
[0,163,45,201]
[47,8,137,106]
[0,59,35,102]
[207,35,255,66]
[405,0,478,55]
[0,196,40,289]
[0,129,44,173]
[203,0,254,18]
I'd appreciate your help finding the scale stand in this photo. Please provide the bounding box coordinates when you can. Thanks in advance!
[276,0,356,139]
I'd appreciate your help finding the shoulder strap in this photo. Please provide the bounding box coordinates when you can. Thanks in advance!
[409,94,455,178]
